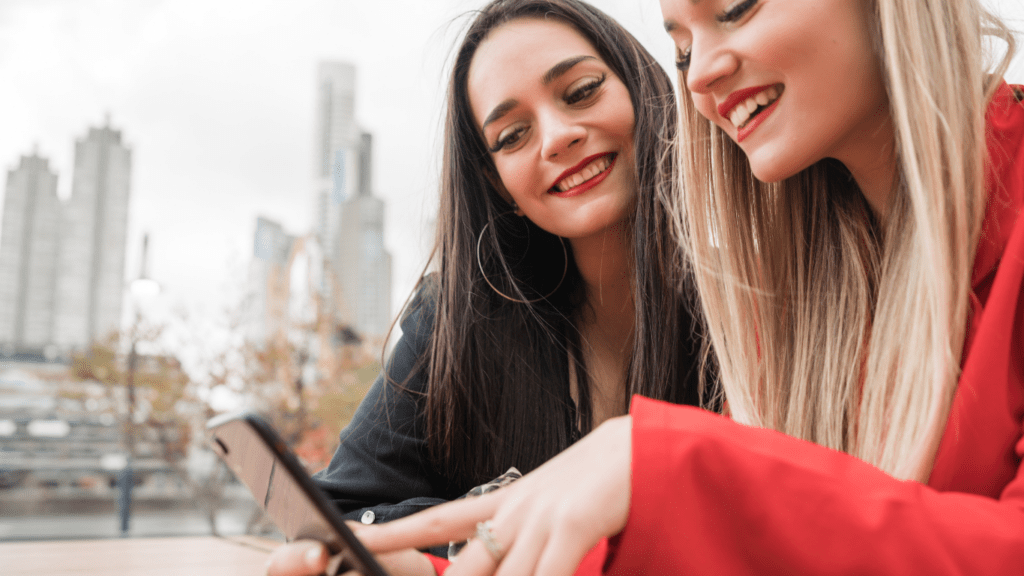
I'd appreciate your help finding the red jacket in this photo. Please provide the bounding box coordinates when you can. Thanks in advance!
[604,83,1024,574]
[426,83,1024,576]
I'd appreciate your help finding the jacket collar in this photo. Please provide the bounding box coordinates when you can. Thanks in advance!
[974,82,1024,288]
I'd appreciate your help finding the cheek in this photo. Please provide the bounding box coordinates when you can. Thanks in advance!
[603,85,636,139]
[493,158,535,201]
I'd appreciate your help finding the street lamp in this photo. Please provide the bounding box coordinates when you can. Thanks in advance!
[119,233,159,536]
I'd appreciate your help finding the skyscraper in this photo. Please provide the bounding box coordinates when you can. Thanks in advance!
[248,216,296,346]
[335,133,392,337]
[53,123,131,351]
[313,61,358,269]
[313,62,391,338]
[0,153,61,354]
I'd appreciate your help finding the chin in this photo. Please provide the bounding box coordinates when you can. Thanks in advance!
[746,162,785,184]
[746,152,809,185]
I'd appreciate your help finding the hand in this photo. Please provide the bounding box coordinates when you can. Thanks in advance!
[357,415,633,576]
[264,540,329,576]
[264,537,435,576]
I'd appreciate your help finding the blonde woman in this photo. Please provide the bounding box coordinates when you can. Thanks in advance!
[354,0,1024,574]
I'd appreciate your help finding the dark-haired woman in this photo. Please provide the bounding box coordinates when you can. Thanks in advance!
[266,1,710,574]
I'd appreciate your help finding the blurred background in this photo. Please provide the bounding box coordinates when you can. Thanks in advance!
[0,0,1022,542]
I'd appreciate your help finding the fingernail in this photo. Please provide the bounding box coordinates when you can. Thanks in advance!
[305,546,324,568]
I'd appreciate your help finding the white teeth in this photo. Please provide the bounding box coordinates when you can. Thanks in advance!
[732,107,750,129]
[556,155,612,192]
[727,86,783,130]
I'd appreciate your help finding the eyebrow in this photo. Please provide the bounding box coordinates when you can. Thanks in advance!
[481,55,598,131]
[542,54,596,85]
[482,99,520,131]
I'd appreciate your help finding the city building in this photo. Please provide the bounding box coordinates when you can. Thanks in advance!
[0,122,132,358]
[313,61,358,267]
[0,153,62,357]
[312,62,392,339]
[335,134,392,337]
[53,123,132,354]
[248,216,296,346]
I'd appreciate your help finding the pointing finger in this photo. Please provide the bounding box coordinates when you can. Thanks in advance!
[358,491,504,553]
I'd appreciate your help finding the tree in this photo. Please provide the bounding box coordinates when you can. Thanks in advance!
[65,326,228,533]
[237,328,382,475]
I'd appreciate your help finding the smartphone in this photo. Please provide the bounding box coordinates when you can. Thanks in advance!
[207,411,390,576]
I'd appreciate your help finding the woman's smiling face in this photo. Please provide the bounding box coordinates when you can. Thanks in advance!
[660,0,891,184]
[467,17,636,240]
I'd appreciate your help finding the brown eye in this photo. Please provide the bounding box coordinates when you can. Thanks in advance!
[565,75,606,105]
[490,126,528,153]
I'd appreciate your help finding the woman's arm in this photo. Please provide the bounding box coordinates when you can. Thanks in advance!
[606,398,1024,576]
[265,283,454,576]
[312,283,457,526]
[353,415,632,576]
[312,364,448,523]
[356,393,1024,576]
[264,528,443,576]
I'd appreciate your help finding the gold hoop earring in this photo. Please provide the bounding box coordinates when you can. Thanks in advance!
[475,213,568,304]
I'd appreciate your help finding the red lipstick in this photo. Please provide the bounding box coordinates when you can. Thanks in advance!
[718,83,777,119]
[549,152,617,198]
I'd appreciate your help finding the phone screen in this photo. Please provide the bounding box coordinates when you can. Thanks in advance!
[208,412,389,576]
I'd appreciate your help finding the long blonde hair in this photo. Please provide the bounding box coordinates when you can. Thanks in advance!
[670,0,1016,481]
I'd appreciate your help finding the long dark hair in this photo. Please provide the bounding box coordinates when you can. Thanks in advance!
[411,0,707,489]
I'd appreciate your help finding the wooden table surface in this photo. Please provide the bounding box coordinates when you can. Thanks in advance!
[0,535,282,575]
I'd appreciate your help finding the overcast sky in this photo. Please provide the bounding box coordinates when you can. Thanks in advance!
[1,0,1022,336]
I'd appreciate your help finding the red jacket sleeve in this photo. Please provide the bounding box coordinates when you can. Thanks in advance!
[426,553,450,574]
[604,397,1024,575]
[600,84,1024,576]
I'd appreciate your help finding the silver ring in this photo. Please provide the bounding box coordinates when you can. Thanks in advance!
[475,520,504,562]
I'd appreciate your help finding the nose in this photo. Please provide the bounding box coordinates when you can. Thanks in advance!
[685,37,739,95]
[539,112,587,160]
